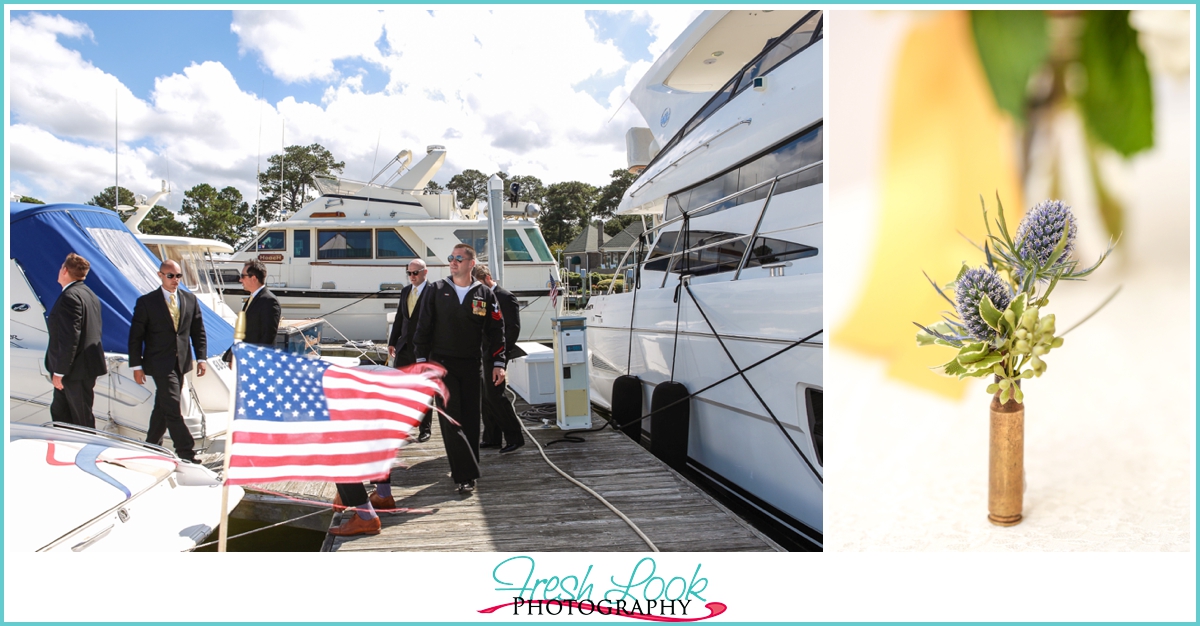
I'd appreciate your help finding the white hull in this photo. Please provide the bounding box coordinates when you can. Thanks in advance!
[8,423,243,552]
[587,274,823,539]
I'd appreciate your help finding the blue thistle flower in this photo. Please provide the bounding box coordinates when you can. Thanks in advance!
[1015,199,1077,274]
[955,267,1011,341]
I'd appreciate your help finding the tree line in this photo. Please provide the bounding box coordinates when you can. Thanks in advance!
[41,143,638,251]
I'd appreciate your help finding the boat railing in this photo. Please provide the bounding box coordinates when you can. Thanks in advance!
[312,174,451,198]
[613,159,821,290]
[22,421,178,457]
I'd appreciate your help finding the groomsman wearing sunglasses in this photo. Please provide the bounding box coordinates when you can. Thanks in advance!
[128,260,207,463]
[387,258,432,442]
[413,244,506,494]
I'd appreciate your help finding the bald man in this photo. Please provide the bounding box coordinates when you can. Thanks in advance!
[387,258,433,442]
[128,260,207,463]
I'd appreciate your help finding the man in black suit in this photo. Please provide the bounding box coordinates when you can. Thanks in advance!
[414,244,506,494]
[237,260,282,347]
[45,253,107,428]
[387,258,432,442]
[474,264,526,454]
[128,260,207,463]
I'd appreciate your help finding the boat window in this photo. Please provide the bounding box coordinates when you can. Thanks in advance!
[744,236,818,267]
[257,230,286,251]
[376,229,418,259]
[454,229,489,259]
[665,124,823,221]
[525,228,553,263]
[503,231,533,262]
[743,12,823,93]
[317,230,373,260]
[294,230,311,258]
[85,227,161,295]
[643,231,679,272]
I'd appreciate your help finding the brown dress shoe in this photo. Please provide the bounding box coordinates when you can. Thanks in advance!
[329,514,381,537]
[369,493,396,510]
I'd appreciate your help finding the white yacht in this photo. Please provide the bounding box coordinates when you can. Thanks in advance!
[8,201,238,453]
[8,422,243,552]
[219,146,561,344]
[584,10,824,548]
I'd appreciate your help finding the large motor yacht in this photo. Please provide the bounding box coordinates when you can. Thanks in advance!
[219,146,561,344]
[585,10,824,548]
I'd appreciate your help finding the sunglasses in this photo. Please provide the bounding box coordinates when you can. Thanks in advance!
[239,273,252,279]
[406,270,423,276]
[161,272,184,280]
[447,254,470,263]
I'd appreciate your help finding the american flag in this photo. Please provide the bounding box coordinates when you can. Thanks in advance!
[549,269,559,310]
[224,343,447,485]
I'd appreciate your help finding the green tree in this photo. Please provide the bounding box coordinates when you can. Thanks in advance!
[591,168,639,236]
[539,181,598,246]
[139,206,188,236]
[423,180,445,194]
[507,174,546,206]
[256,143,345,221]
[17,195,44,204]
[446,169,489,210]
[87,186,137,213]
[179,184,254,246]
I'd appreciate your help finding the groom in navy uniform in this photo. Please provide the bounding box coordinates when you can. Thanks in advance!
[128,260,208,463]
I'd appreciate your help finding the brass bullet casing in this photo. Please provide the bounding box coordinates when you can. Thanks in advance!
[234,311,247,342]
[988,388,1024,526]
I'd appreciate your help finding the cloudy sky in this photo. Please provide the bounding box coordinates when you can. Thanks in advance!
[7,8,700,211]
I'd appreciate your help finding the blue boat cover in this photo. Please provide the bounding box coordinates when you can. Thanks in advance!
[9,202,234,357]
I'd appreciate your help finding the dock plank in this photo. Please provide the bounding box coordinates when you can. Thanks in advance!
[318,399,782,552]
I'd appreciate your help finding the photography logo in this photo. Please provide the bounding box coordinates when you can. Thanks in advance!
[479,556,727,621]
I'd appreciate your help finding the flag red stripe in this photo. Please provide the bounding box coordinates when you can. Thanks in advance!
[225,471,391,486]
[324,367,440,390]
[232,429,411,445]
[329,409,423,424]
[323,387,434,410]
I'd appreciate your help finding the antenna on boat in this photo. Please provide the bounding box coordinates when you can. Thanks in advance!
[278,119,285,219]
[114,88,119,209]
[255,80,264,226]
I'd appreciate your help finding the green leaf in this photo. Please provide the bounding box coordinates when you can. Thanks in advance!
[970,10,1049,122]
[978,294,1004,332]
[957,342,990,364]
[1078,10,1154,156]
[962,352,1005,374]
[940,358,968,378]
[915,321,961,348]
[1006,293,1027,327]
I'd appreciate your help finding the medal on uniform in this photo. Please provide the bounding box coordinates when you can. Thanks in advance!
[472,298,486,316]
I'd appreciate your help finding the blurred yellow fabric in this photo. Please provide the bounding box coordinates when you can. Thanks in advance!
[834,11,1024,398]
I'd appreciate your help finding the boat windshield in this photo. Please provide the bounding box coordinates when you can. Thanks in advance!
[164,246,219,296]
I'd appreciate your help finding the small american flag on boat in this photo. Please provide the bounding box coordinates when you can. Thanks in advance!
[224,343,447,485]
[549,269,559,309]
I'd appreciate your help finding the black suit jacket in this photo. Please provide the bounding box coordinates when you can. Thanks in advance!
[128,288,207,377]
[493,285,526,360]
[242,287,282,346]
[387,282,427,356]
[45,281,108,380]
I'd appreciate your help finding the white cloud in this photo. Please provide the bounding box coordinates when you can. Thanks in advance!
[9,9,698,209]
[230,9,387,84]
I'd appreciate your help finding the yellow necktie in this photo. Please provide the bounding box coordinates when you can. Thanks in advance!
[168,292,180,330]
[407,287,418,316]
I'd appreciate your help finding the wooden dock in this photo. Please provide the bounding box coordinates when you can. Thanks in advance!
[317,400,784,552]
